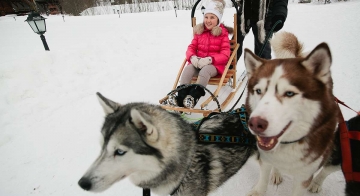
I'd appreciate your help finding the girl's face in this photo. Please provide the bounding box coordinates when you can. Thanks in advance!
[204,13,219,30]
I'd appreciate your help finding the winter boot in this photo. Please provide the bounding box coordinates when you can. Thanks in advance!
[167,85,190,107]
[167,94,178,106]
[183,86,205,108]
[175,85,191,107]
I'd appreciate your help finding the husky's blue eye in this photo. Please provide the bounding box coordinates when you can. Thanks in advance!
[285,91,295,97]
[114,149,127,156]
[255,89,261,95]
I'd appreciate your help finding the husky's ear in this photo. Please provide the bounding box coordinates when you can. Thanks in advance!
[130,109,159,143]
[244,48,263,78]
[302,43,332,87]
[96,92,121,114]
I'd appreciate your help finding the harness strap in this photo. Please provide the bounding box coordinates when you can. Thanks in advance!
[338,112,353,182]
[198,133,254,145]
[197,105,255,145]
[335,97,359,182]
[335,97,360,115]
[349,131,360,140]
[351,173,360,182]
[143,188,150,196]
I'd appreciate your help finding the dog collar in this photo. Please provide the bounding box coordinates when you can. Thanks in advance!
[280,137,305,144]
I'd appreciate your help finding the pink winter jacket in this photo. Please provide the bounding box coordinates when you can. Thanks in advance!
[186,23,231,75]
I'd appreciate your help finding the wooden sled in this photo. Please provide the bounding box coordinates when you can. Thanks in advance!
[159,1,246,117]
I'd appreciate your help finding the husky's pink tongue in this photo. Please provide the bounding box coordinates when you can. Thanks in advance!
[256,136,278,151]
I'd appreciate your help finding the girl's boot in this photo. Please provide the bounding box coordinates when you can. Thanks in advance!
[168,85,190,107]
[183,86,205,108]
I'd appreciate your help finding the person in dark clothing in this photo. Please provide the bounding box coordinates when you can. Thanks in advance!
[236,0,288,60]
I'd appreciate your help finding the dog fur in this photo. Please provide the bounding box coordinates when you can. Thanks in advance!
[78,92,256,196]
[244,31,340,196]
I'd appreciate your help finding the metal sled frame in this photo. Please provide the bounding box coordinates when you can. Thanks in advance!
[159,0,245,117]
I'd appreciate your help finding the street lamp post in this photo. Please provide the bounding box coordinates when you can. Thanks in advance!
[174,6,177,17]
[201,6,205,15]
[25,12,50,51]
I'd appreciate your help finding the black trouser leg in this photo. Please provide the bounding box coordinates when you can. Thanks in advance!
[189,86,205,101]
[251,22,272,59]
[236,29,246,62]
[176,85,190,107]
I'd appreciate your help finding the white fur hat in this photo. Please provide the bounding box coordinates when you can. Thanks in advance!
[204,0,225,24]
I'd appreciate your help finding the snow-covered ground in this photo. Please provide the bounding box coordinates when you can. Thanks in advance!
[0,1,359,195]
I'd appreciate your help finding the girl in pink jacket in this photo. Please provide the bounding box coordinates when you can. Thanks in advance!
[168,0,230,108]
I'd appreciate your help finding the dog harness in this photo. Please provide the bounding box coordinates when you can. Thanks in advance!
[336,97,360,183]
[195,104,256,146]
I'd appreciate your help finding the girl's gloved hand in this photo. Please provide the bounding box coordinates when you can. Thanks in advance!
[190,56,200,68]
[198,57,212,69]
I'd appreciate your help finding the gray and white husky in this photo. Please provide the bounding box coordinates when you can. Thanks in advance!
[78,92,256,196]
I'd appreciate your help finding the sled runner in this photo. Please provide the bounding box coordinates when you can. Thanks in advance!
[159,0,246,116]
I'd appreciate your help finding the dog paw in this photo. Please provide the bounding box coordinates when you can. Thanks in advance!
[246,189,264,196]
[308,183,322,193]
[270,169,283,185]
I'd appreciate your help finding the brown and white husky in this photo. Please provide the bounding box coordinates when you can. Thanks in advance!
[244,31,342,196]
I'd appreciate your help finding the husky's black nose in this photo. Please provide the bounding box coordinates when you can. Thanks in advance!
[78,177,92,190]
[249,117,268,134]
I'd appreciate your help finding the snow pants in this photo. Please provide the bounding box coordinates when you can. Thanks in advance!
[180,64,218,87]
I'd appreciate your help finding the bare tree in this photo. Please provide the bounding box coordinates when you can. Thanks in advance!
[59,0,98,15]
[60,0,200,16]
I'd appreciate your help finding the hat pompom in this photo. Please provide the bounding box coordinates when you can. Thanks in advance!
[213,0,226,9]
